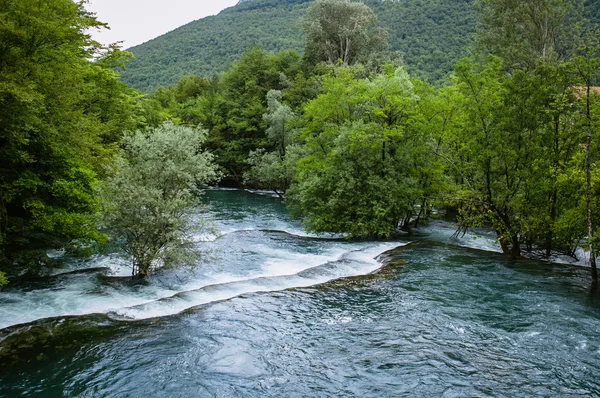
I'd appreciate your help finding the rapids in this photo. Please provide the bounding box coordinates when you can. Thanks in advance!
[1,189,599,397]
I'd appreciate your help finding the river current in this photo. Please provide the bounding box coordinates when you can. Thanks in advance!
[1,190,599,397]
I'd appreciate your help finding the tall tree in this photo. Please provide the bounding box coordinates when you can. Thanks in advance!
[206,48,302,184]
[441,56,558,256]
[301,0,388,66]
[476,0,580,70]
[287,66,424,238]
[0,0,138,278]
[572,29,600,282]
[244,90,298,197]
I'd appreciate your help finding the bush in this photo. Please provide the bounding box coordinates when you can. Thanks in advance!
[100,122,220,276]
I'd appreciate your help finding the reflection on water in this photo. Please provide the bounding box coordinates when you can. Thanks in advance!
[1,190,599,397]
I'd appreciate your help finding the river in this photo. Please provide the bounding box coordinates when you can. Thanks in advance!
[1,189,599,397]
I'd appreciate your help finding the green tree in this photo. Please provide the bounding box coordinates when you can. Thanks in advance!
[100,122,220,276]
[439,56,588,257]
[572,29,600,282]
[476,0,580,70]
[244,146,304,197]
[287,65,425,238]
[263,90,295,158]
[0,0,139,279]
[244,90,299,196]
[289,121,417,238]
[301,0,388,66]
[441,56,533,256]
[207,47,302,184]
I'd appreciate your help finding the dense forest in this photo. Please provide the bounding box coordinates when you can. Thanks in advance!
[123,0,600,93]
[1,0,599,286]
[121,0,477,92]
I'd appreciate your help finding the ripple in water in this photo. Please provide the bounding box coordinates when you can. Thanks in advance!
[1,190,599,397]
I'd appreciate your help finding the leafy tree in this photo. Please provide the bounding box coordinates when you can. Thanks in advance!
[263,90,295,157]
[244,146,304,197]
[100,122,220,276]
[287,65,426,238]
[0,0,139,279]
[441,56,531,256]
[438,55,593,258]
[301,0,388,66]
[476,0,580,70]
[289,121,417,238]
[572,29,600,282]
[244,90,299,196]
[174,75,211,103]
[206,47,303,184]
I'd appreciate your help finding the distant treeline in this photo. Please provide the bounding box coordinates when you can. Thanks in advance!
[120,0,478,92]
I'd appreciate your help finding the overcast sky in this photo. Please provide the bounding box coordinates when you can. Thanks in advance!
[86,0,239,48]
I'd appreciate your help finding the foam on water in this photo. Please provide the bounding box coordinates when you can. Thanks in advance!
[110,242,402,321]
[0,224,403,330]
[419,220,502,253]
[0,278,179,329]
[546,247,590,268]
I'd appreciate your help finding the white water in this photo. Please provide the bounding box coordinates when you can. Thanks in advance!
[417,220,502,253]
[420,219,593,268]
[0,190,403,330]
[2,190,586,331]
[110,243,400,321]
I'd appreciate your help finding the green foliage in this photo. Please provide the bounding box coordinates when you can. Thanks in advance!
[476,0,580,70]
[100,122,220,276]
[286,65,432,238]
[301,0,387,65]
[585,0,600,26]
[244,146,304,196]
[206,48,304,183]
[437,55,598,256]
[0,0,139,277]
[289,121,417,238]
[244,90,300,194]
[120,0,477,92]
[263,90,295,157]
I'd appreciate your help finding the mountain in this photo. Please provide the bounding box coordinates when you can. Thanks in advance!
[121,0,478,92]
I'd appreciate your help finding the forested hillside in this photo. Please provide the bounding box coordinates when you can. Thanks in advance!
[121,0,477,92]
[2,0,600,285]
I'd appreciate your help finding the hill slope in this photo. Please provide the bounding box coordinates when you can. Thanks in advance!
[121,0,477,92]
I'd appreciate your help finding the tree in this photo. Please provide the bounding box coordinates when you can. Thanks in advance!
[476,0,580,71]
[572,29,600,283]
[287,65,424,238]
[100,122,220,276]
[441,56,542,256]
[263,90,295,158]
[301,0,388,66]
[244,90,299,196]
[0,0,139,279]
[244,147,304,198]
[206,47,302,184]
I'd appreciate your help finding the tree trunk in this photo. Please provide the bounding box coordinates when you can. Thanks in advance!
[511,233,521,257]
[585,83,597,283]
[546,189,557,257]
[498,234,510,254]
[546,115,560,257]
[413,198,426,229]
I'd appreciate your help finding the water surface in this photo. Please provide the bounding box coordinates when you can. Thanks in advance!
[1,190,599,397]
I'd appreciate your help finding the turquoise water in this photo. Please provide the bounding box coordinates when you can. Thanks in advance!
[1,190,599,397]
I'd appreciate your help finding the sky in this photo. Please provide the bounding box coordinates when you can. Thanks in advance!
[86,0,239,48]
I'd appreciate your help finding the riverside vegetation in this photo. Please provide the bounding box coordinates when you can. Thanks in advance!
[0,0,599,284]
